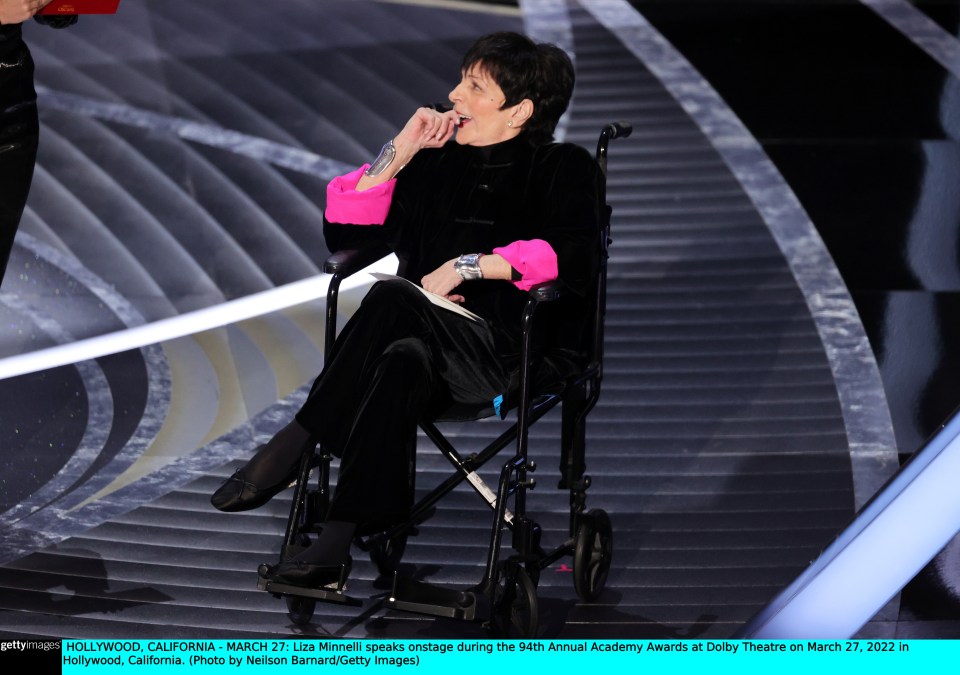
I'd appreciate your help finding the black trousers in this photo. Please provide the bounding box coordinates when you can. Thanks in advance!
[0,42,39,285]
[295,279,515,532]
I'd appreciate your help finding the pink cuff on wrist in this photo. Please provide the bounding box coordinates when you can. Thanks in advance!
[493,239,559,291]
[324,164,396,225]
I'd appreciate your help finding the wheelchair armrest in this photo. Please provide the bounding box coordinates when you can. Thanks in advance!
[323,244,392,278]
[322,244,391,358]
[526,280,565,303]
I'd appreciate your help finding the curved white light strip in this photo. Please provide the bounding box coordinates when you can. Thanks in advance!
[35,86,355,181]
[861,0,960,81]
[0,256,396,381]
[739,408,960,638]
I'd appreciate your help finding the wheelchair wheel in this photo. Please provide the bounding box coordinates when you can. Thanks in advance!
[524,560,541,588]
[490,564,538,638]
[369,533,408,577]
[285,596,316,626]
[573,508,613,602]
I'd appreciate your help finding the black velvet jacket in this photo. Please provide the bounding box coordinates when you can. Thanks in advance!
[324,134,603,363]
[0,24,23,62]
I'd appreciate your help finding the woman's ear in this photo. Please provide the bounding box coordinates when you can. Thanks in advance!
[512,99,534,127]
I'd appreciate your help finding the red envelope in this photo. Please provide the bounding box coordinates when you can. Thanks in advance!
[39,0,121,15]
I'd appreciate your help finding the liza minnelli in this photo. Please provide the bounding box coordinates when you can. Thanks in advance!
[211,31,602,588]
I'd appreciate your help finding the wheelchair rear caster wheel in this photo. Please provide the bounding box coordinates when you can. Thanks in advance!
[489,565,538,638]
[285,596,316,626]
[573,508,613,602]
[369,533,408,577]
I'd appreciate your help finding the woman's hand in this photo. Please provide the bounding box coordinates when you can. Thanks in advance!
[396,107,460,155]
[421,258,465,303]
[421,254,514,302]
[420,253,513,302]
[356,107,459,192]
[0,0,51,25]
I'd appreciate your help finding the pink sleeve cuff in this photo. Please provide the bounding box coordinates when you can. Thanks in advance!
[324,164,396,225]
[493,239,559,291]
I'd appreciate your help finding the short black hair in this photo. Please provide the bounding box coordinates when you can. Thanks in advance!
[461,32,574,146]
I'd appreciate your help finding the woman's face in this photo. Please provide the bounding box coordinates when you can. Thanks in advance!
[448,64,524,146]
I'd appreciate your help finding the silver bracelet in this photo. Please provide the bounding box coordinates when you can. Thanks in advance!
[454,253,484,281]
[364,140,397,177]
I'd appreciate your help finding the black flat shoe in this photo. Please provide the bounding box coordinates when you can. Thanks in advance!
[261,557,352,590]
[210,455,298,512]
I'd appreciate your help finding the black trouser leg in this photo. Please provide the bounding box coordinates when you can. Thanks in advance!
[0,45,39,285]
[325,336,434,530]
[295,280,449,452]
[294,279,511,532]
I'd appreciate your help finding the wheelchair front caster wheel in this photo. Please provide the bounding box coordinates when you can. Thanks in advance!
[489,565,538,638]
[573,508,613,602]
[285,595,316,626]
[369,533,408,577]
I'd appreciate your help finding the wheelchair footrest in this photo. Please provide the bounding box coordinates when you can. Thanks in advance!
[257,574,363,607]
[385,575,488,622]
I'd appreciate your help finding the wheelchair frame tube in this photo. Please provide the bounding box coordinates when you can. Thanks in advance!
[280,268,342,553]
[514,296,540,515]
[484,454,527,587]
[324,271,345,359]
[282,448,320,551]
[366,394,562,551]
[481,295,541,586]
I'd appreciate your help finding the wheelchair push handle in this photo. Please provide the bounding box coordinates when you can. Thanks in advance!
[597,121,632,177]
[604,121,633,140]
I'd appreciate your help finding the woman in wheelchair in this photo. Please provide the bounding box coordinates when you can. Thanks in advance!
[211,31,602,589]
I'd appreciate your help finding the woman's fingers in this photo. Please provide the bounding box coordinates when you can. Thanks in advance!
[395,107,457,153]
[421,259,462,297]
[418,109,458,147]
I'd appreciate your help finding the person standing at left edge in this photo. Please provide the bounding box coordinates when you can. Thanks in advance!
[0,0,76,285]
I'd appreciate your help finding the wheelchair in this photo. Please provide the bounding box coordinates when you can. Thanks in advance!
[256,122,631,637]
